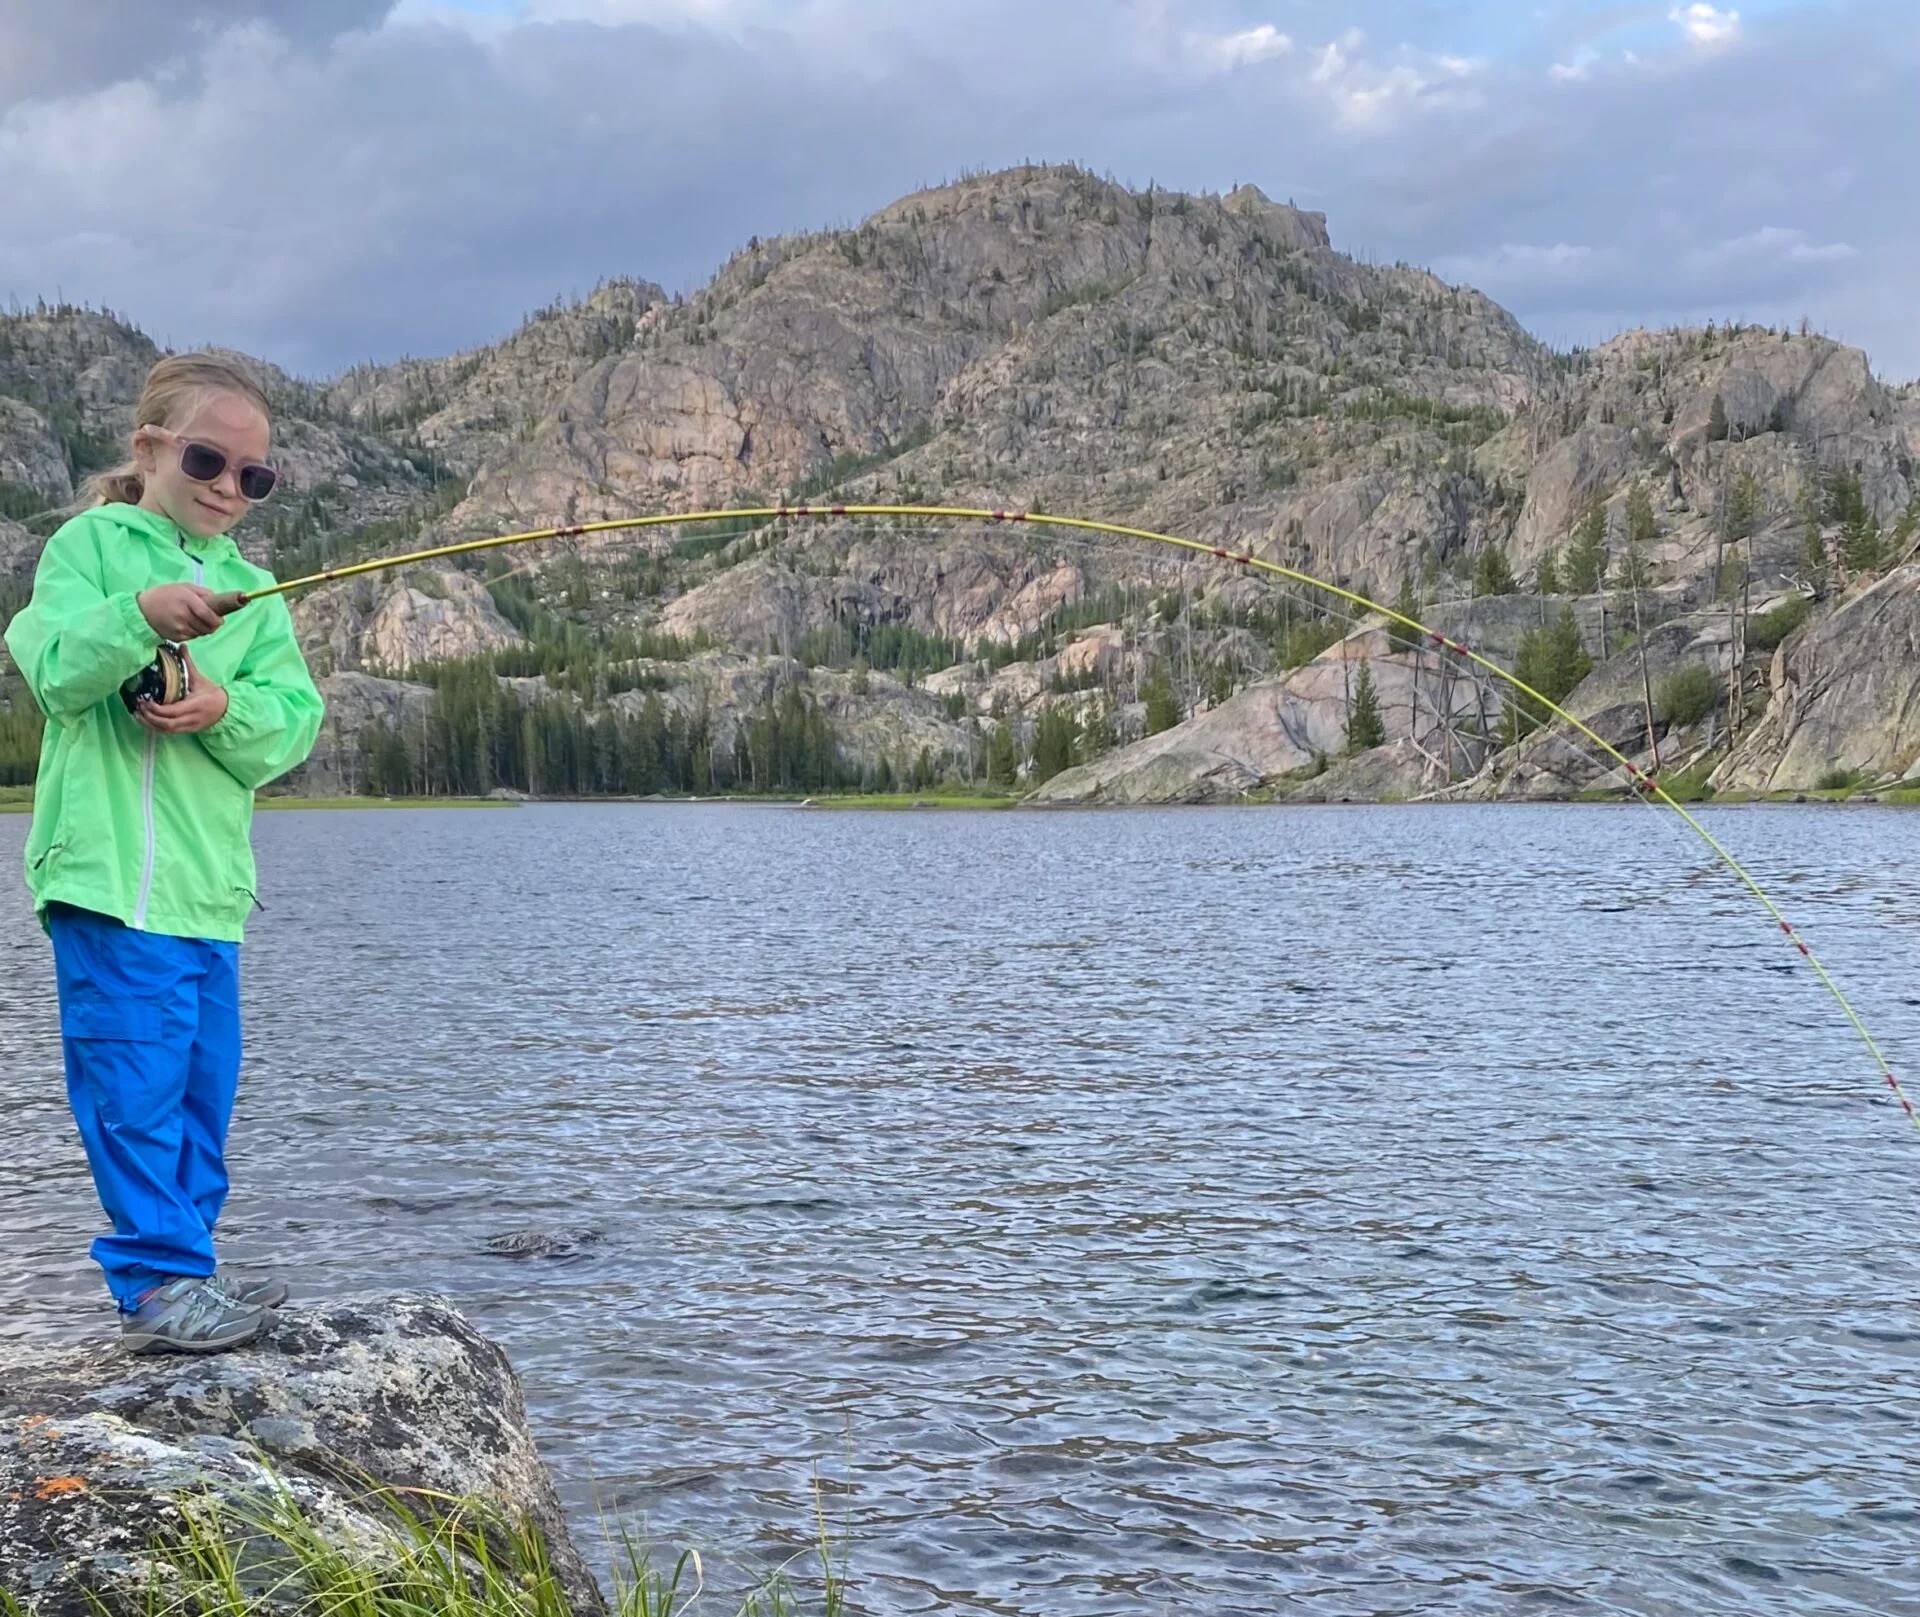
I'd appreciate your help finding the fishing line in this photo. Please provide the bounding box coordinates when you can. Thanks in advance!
[193,501,1913,1135]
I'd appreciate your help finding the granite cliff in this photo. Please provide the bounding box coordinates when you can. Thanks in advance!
[3,164,1915,800]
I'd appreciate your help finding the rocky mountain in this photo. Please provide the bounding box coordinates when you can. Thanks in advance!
[3,163,1916,801]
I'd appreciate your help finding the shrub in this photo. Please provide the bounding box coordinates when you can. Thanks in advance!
[1656,663,1720,729]
[1747,594,1811,652]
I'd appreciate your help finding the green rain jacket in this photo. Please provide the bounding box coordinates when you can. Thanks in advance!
[4,503,325,943]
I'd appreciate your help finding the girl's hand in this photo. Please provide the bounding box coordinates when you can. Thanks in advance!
[138,584,226,641]
[135,649,229,736]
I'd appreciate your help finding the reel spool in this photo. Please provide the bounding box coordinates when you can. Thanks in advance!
[121,643,191,712]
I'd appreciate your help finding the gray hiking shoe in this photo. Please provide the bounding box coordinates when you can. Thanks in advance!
[208,1268,291,1310]
[120,1277,266,1356]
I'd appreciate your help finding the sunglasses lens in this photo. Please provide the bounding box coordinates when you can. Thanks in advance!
[238,464,278,501]
[179,441,227,482]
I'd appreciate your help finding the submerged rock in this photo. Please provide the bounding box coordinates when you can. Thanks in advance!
[0,1293,601,1617]
[480,1228,604,1260]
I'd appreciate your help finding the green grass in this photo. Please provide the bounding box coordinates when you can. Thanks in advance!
[804,791,1018,811]
[1653,756,1718,803]
[27,1470,851,1617]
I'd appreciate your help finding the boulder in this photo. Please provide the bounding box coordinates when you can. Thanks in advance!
[0,400,72,507]
[282,671,436,797]
[292,570,524,678]
[1495,609,1735,797]
[1712,565,1920,791]
[1,516,41,584]
[1029,598,1617,805]
[0,1294,600,1617]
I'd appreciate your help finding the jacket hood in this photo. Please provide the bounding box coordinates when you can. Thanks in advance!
[94,500,241,558]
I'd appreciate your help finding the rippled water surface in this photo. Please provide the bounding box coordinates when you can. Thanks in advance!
[4,803,1920,1615]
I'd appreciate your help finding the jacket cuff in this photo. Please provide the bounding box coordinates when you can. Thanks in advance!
[206,678,255,741]
[114,591,162,654]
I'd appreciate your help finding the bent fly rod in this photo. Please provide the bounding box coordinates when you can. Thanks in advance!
[181,500,1912,1136]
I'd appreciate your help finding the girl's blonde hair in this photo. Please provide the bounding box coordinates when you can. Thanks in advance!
[85,353,273,507]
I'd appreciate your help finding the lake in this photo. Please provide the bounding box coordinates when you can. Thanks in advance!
[3,803,1918,1615]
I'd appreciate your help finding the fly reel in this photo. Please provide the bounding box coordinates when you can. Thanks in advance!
[121,643,191,712]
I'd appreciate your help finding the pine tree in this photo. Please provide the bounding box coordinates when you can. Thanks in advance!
[1617,482,1661,771]
[1536,548,1561,595]
[986,722,1019,786]
[1895,488,1920,560]
[1707,392,1730,442]
[1547,602,1593,696]
[1717,547,1748,603]
[1565,500,1608,593]
[1388,575,1423,652]
[1801,502,1830,591]
[1626,481,1657,551]
[1030,706,1079,783]
[1474,543,1516,597]
[1843,510,1885,575]
[1142,666,1183,735]
[1613,487,1656,593]
[1824,466,1867,527]
[1504,630,1552,745]
[1346,659,1386,752]
[1078,695,1117,761]
[361,720,413,797]
[1503,604,1593,745]
[1724,469,1759,541]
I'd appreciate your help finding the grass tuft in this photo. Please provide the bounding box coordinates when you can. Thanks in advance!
[25,1468,852,1617]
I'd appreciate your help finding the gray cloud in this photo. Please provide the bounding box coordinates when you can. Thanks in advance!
[1,0,1912,380]
[0,1,395,108]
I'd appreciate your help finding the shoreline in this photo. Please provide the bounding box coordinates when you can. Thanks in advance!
[4,787,1917,815]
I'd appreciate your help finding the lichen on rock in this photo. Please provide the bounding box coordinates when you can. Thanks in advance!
[0,1294,601,1617]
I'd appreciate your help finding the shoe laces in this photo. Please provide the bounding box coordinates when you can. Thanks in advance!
[178,1280,244,1329]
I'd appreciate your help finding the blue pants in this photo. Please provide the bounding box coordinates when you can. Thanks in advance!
[49,906,242,1312]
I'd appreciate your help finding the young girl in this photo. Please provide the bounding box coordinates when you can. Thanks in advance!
[5,354,324,1355]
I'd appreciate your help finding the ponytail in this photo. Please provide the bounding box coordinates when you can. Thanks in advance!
[86,353,273,509]
[82,461,147,507]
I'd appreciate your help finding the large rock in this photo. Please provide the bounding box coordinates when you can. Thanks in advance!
[658,530,1098,653]
[1496,608,1736,797]
[0,1294,600,1617]
[7,170,1917,799]
[292,570,524,678]
[1712,566,1920,791]
[283,670,437,797]
[1510,424,1637,565]
[1,516,40,583]
[1029,626,1462,804]
[451,163,1548,537]
[1030,598,1615,805]
[325,280,667,474]
[0,400,73,506]
[1280,737,1441,803]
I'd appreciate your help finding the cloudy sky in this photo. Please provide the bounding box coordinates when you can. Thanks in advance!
[1,0,1911,380]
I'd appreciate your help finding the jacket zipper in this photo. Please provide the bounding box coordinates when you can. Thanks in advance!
[134,733,157,930]
[134,537,205,932]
